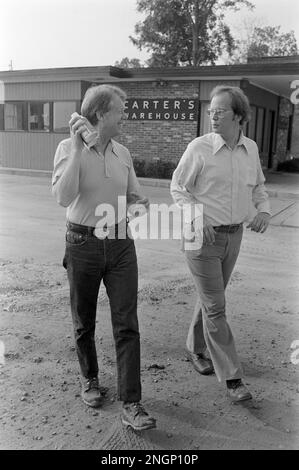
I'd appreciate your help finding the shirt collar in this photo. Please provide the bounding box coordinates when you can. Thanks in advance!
[212,131,249,155]
[86,138,120,158]
[110,139,120,158]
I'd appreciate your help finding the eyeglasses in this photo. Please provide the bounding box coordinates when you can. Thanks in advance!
[206,108,232,118]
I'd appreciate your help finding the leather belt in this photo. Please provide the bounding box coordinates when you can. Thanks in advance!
[213,223,242,233]
[66,220,128,237]
[67,221,96,235]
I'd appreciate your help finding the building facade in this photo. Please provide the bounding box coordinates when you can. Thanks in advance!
[0,57,298,172]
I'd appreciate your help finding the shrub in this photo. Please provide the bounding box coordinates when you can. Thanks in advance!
[143,160,179,179]
[133,158,178,179]
[277,158,299,173]
[160,160,178,179]
[146,160,161,178]
[133,158,146,177]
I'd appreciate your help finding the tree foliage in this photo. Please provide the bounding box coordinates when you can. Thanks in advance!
[130,0,254,66]
[114,57,145,68]
[247,26,298,58]
[227,23,298,64]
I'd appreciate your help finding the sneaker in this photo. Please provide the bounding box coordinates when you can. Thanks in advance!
[81,377,103,408]
[226,379,252,403]
[122,402,156,431]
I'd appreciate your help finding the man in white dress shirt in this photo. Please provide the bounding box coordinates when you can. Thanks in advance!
[171,85,271,402]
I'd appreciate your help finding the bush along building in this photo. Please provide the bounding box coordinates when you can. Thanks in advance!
[0,56,298,177]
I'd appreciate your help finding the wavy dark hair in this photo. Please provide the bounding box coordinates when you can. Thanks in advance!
[210,85,251,125]
[81,84,127,126]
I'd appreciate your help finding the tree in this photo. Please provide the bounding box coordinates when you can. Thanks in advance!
[247,26,298,58]
[114,57,145,68]
[130,0,254,67]
[226,21,298,64]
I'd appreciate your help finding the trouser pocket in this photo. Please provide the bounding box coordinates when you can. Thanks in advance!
[66,230,88,246]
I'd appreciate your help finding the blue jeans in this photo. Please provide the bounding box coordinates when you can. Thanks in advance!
[185,226,244,382]
[63,224,141,403]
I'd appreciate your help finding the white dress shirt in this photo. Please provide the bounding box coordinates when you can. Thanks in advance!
[171,132,271,226]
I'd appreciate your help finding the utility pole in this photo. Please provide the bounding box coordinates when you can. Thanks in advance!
[9,60,13,71]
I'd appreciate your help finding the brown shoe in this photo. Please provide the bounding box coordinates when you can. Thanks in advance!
[227,381,252,403]
[185,349,214,375]
[81,377,103,408]
[122,402,156,431]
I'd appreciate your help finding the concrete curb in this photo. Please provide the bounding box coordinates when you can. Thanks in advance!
[0,168,52,178]
[1,167,299,199]
[265,190,299,199]
[138,177,171,188]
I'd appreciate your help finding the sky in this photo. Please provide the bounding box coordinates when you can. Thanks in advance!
[0,0,299,71]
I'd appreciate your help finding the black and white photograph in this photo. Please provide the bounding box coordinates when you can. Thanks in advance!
[0,0,298,454]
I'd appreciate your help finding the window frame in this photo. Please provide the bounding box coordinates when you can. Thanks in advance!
[52,100,80,133]
[0,100,80,133]
[0,103,4,131]
[255,106,266,153]
[28,101,51,133]
[3,101,28,132]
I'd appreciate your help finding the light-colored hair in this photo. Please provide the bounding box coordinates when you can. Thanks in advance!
[81,84,127,125]
[210,85,251,125]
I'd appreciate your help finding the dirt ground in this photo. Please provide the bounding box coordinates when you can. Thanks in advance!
[0,222,299,450]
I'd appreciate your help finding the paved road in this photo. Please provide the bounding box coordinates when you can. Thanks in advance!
[1,173,298,450]
[0,173,298,263]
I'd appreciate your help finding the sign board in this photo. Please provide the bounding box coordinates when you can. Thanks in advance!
[124,98,199,121]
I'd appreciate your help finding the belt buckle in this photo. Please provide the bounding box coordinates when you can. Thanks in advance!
[229,224,239,233]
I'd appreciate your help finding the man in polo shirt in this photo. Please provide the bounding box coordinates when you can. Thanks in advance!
[171,85,271,402]
[52,84,156,431]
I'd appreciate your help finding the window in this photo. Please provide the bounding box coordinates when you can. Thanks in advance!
[256,107,265,152]
[200,102,211,135]
[245,105,266,151]
[0,104,4,130]
[4,102,28,130]
[287,114,293,151]
[246,106,257,140]
[53,101,77,132]
[29,102,50,131]
[1,101,78,132]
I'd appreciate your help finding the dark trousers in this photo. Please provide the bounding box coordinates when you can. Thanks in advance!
[63,224,141,403]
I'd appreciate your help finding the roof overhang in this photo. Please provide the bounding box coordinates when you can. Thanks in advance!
[0,66,130,83]
[124,62,299,99]
[0,61,298,99]
[244,75,297,99]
